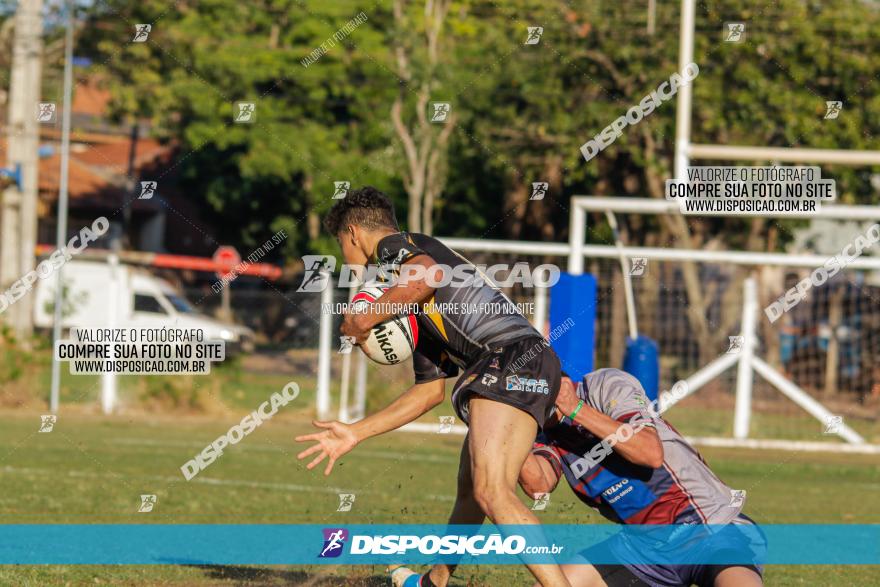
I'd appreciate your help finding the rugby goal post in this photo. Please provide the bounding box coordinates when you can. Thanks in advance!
[316,196,880,454]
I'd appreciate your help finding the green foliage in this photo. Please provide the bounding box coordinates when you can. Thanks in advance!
[41,281,88,319]
[80,0,880,254]
[0,323,28,382]
[0,324,44,407]
[137,374,221,412]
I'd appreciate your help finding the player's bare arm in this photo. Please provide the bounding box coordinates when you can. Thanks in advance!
[341,254,440,344]
[295,378,445,475]
[556,376,663,468]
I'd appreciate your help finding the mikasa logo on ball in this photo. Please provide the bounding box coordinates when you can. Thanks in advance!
[373,323,399,364]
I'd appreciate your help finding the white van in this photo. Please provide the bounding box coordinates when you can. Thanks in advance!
[33,259,254,352]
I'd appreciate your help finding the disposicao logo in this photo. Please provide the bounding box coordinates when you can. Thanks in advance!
[319,528,349,558]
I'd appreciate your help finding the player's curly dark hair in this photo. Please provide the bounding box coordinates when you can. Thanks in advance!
[323,186,399,235]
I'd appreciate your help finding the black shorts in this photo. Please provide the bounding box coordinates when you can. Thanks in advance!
[451,336,561,428]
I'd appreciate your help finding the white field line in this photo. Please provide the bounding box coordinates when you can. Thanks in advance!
[110,437,459,464]
[396,426,880,454]
[112,428,879,457]
[2,464,352,494]
[0,464,455,501]
[400,422,469,435]
[685,436,880,455]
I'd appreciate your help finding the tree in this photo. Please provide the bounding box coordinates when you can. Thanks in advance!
[436,0,880,362]
[77,0,880,281]
[83,0,398,258]
[390,0,457,234]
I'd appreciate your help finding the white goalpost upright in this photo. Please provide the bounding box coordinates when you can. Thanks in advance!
[337,282,368,424]
[674,0,880,170]
[315,270,334,421]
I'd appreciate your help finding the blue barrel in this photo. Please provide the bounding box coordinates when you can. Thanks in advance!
[623,335,659,401]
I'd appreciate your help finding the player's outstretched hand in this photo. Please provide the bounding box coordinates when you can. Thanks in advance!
[295,420,358,476]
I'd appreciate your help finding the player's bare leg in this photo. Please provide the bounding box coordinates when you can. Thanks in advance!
[425,436,485,586]
[714,566,763,587]
[467,397,572,587]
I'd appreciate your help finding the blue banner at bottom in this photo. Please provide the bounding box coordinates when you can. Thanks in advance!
[0,524,877,565]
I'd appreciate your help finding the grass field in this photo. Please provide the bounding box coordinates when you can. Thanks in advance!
[1,346,878,585]
[0,398,878,586]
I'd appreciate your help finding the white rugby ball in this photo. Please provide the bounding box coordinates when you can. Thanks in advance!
[350,282,418,365]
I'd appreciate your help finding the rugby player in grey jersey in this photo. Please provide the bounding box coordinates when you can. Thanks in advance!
[518,369,764,587]
[395,369,764,587]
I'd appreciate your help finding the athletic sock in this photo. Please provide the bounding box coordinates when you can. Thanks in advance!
[402,573,438,587]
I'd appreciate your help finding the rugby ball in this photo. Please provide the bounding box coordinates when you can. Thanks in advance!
[350,282,418,365]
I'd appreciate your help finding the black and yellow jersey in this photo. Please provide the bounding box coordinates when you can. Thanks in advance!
[375,232,540,384]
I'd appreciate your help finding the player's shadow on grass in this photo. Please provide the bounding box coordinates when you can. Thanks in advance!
[190,564,388,586]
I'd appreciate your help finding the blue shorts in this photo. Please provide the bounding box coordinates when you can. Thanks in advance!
[577,515,766,587]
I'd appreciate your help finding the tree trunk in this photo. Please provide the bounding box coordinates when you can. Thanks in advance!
[390,0,453,235]
[503,179,528,239]
[640,131,716,365]
[609,266,626,368]
[304,175,320,241]
[824,286,844,397]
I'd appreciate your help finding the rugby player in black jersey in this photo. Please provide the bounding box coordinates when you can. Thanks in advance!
[296,186,571,587]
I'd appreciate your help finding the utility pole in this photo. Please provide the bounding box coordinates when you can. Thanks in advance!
[49,0,74,414]
[1,0,43,338]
